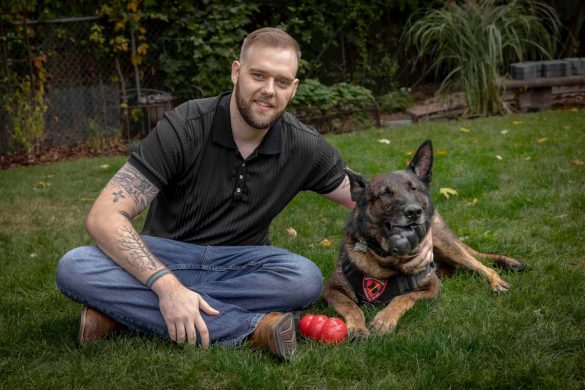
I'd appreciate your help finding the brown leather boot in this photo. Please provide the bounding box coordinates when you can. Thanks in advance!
[78,306,125,346]
[249,312,296,360]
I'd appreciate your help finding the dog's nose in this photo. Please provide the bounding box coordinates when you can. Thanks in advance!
[404,204,422,220]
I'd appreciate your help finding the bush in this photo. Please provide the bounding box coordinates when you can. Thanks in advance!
[378,89,414,113]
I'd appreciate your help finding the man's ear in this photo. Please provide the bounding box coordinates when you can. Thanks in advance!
[231,61,241,86]
[344,167,368,202]
[407,139,433,184]
[290,78,299,100]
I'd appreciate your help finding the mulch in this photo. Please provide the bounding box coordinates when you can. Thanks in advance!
[0,139,129,170]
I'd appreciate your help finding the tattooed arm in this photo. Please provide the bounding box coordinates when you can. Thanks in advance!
[85,162,218,347]
[321,175,355,209]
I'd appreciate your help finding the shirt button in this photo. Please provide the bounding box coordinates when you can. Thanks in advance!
[239,175,244,179]
[241,163,246,167]
[236,188,241,193]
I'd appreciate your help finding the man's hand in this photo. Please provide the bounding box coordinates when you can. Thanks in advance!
[400,230,434,274]
[153,277,220,348]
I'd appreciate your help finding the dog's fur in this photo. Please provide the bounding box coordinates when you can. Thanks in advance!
[322,140,527,338]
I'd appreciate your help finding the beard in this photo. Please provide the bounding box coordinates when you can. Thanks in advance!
[235,82,287,130]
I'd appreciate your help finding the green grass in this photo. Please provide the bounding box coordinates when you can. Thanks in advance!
[1,109,584,389]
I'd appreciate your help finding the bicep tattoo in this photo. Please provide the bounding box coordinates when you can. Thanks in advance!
[109,163,159,217]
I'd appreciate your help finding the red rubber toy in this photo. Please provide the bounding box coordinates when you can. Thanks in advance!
[298,314,347,343]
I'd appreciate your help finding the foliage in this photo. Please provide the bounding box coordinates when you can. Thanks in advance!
[2,80,47,155]
[378,88,414,113]
[288,79,377,132]
[290,79,375,115]
[156,0,258,99]
[404,0,560,116]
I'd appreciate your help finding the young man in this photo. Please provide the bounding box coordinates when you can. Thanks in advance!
[56,27,433,360]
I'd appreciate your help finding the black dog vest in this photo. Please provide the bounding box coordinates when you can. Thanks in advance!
[341,257,435,305]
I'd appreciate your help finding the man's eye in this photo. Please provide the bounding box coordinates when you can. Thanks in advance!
[277,80,290,88]
[252,73,263,80]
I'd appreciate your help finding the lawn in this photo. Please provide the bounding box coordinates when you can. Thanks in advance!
[1,109,584,389]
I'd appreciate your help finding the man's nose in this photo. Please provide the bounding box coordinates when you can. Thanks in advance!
[261,79,275,95]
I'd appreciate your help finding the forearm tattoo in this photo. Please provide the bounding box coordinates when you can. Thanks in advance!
[109,164,159,217]
[117,225,159,272]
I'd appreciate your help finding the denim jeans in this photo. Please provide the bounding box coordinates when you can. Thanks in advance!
[56,235,323,348]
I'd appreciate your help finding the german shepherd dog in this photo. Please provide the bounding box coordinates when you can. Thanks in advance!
[322,140,527,338]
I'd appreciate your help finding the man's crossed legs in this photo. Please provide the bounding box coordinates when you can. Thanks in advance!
[56,235,323,359]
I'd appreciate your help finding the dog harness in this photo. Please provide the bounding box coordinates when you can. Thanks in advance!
[341,253,435,305]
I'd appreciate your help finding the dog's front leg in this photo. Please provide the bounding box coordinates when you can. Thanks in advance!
[370,274,440,334]
[322,286,370,339]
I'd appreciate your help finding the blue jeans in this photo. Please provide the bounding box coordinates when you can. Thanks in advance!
[56,235,323,348]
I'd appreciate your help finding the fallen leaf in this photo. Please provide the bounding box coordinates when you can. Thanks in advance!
[524,156,532,160]
[439,187,458,199]
[512,120,524,125]
[467,198,479,206]
[405,150,414,157]
[538,137,547,144]
[100,164,110,169]
[436,149,448,156]
[501,130,508,134]
[320,239,333,248]
[496,155,503,160]
[30,253,38,258]
[570,108,579,112]
[459,127,471,133]
[378,139,391,144]
[571,159,584,166]
[36,180,51,189]
[286,227,298,239]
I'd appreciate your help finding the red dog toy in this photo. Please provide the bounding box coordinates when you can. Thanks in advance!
[298,314,347,343]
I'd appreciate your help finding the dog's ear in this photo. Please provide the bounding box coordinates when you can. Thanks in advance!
[407,139,433,184]
[344,167,368,202]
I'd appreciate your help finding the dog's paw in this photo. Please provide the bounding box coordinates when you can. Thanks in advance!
[369,313,398,334]
[490,277,510,293]
[347,325,370,340]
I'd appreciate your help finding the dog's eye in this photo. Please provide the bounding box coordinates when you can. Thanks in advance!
[381,188,394,197]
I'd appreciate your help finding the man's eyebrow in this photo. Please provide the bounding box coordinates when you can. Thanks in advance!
[248,67,295,81]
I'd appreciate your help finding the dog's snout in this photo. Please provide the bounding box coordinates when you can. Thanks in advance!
[405,204,423,220]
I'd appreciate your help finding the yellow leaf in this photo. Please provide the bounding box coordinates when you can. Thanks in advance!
[512,120,524,125]
[114,20,125,32]
[459,127,471,133]
[405,150,414,157]
[99,164,110,169]
[570,108,579,112]
[127,1,139,12]
[320,239,333,248]
[378,138,391,144]
[439,187,458,199]
[131,55,142,66]
[467,198,479,206]
[501,130,508,134]
[286,227,298,239]
[436,149,448,156]
[538,137,547,144]
[496,155,503,160]
[571,159,584,166]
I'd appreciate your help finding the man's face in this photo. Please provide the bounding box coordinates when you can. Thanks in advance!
[231,45,299,130]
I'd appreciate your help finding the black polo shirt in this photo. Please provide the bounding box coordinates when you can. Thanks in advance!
[128,92,345,246]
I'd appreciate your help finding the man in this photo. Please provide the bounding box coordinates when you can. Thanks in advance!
[56,27,433,360]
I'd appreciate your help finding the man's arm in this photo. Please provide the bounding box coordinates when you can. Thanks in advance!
[320,175,355,209]
[86,162,219,347]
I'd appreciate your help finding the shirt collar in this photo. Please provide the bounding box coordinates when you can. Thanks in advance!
[212,92,283,155]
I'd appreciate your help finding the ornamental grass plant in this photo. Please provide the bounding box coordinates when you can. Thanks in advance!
[405,0,560,116]
[1,108,584,388]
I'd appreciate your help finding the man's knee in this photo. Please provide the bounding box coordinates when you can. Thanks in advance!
[55,246,99,296]
[285,256,323,309]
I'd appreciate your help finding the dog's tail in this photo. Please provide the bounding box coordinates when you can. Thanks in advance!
[466,248,528,272]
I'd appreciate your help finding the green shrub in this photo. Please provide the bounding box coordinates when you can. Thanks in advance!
[378,88,414,113]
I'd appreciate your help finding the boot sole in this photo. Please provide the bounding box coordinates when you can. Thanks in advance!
[272,313,296,360]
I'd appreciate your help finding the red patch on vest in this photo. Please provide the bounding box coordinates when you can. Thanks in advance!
[362,275,387,302]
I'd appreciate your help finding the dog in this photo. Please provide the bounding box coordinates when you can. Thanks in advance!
[322,139,527,338]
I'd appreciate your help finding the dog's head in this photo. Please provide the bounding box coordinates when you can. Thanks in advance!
[346,139,435,258]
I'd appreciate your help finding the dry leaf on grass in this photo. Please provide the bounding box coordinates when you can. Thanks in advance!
[439,187,458,199]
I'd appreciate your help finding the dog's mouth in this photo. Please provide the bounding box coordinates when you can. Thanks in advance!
[387,223,426,257]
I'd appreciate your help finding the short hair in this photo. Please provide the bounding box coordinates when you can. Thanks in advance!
[240,27,301,65]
